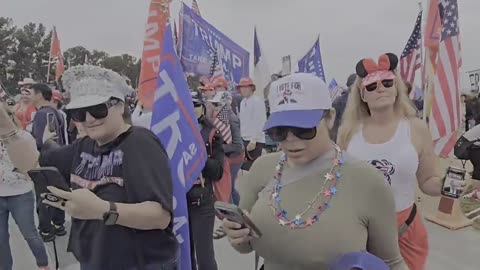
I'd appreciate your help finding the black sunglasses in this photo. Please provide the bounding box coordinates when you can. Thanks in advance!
[69,99,120,122]
[266,126,317,142]
[364,79,394,92]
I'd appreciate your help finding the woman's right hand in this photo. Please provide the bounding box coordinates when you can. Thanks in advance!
[223,217,252,246]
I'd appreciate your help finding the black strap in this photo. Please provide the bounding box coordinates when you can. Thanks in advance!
[404,203,417,226]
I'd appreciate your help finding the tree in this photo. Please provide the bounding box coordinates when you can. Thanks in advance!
[90,49,109,66]
[103,54,140,88]
[8,22,51,89]
[63,46,90,67]
[0,17,17,91]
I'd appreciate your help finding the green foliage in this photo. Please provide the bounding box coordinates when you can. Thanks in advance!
[0,17,141,93]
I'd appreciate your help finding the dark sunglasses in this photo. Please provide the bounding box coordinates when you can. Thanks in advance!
[266,126,317,142]
[364,79,394,92]
[69,99,120,122]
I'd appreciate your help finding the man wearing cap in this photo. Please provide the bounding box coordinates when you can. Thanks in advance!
[237,77,267,171]
[39,65,178,269]
[15,78,37,129]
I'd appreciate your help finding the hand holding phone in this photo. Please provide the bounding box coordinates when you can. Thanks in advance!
[28,167,70,203]
[442,167,466,199]
[214,201,262,239]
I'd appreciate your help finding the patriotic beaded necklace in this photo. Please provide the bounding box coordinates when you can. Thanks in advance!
[269,142,344,229]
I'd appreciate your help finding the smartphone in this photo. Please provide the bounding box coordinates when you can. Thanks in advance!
[46,112,56,133]
[28,167,70,203]
[441,166,466,199]
[214,201,262,238]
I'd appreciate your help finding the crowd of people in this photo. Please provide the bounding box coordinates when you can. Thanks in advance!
[0,52,472,270]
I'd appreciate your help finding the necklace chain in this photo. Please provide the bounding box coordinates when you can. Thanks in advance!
[269,142,344,229]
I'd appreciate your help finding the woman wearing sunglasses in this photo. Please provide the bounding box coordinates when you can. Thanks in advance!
[222,73,407,270]
[38,65,178,270]
[337,53,464,270]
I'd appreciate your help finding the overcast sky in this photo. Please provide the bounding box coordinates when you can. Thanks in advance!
[1,0,478,88]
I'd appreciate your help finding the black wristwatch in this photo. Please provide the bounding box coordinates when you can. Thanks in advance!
[103,202,119,226]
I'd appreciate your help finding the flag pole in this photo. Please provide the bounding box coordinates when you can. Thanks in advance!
[46,27,54,83]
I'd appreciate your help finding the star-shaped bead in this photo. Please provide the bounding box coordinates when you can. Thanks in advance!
[325,173,334,180]
[271,192,278,199]
[306,218,313,226]
[294,219,302,225]
[333,159,339,166]
[330,187,338,195]
[279,219,286,226]
[289,223,296,229]
[323,189,332,197]
[276,164,281,171]
[336,171,342,178]
[295,214,301,221]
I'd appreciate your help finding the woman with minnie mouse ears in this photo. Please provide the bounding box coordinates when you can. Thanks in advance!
[338,53,466,270]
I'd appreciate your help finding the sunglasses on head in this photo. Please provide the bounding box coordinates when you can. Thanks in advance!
[364,79,394,92]
[266,126,317,142]
[69,99,120,122]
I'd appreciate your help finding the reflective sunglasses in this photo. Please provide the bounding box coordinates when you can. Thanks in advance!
[266,126,317,142]
[69,99,120,122]
[364,79,394,92]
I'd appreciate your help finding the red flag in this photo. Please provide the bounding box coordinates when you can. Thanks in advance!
[137,1,170,110]
[50,27,65,82]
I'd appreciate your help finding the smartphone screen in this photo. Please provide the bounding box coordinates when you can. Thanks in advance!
[46,112,56,133]
[214,202,262,238]
[442,167,465,199]
[28,167,70,203]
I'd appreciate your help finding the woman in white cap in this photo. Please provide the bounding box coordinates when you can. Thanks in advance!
[223,73,408,270]
[39,65,178,270]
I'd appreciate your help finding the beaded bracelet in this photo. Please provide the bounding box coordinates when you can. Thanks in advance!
[0,129,19,142]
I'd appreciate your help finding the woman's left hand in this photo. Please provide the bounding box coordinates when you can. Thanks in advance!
[42,186,109,220]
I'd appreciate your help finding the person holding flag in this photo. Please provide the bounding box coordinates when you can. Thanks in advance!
[187,90,224,270]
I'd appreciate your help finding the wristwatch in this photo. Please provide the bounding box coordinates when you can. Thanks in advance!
[103,202,119,226]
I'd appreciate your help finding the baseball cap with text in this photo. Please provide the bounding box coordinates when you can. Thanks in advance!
[263,73,332,131]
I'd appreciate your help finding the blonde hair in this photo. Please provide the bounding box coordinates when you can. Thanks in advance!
[337,73,416,149]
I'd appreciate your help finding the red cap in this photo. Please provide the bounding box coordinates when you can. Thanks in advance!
[213,77,228,88]
[236,77,255,89]
[199,83,215,91]
[52,90,63,101]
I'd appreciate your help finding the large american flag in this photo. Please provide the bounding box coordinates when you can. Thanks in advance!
[192,0,201,16]
[430,0,462,158]
[214,105,232,144]
[400,9,423,88]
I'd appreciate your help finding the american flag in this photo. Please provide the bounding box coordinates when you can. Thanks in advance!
[192,0,201,16]
[209,48,224,82]
[0,82,8,101]
[430,0,462,158]
[214,105,232,144]
[400,9,423,89]
[328,78,342,102]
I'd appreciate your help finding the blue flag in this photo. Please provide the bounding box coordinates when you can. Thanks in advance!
[179,3,249,84]
[150,21,207,270]
[298,38,326,82]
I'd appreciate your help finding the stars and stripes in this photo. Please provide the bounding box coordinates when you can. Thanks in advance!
[0,82,9,101]
[214,105,232,144]
[192,0,201,16]
[400,9,422,88]
[430,0,462,158]
[328,78,342,102]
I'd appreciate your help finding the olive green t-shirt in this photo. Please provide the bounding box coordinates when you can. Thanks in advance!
[237,151,408,270]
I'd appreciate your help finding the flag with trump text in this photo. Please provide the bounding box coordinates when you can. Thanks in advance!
[298,37,326,82]
[147,1,207,269]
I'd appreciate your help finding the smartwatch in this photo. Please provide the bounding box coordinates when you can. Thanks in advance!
[103,202,119,226]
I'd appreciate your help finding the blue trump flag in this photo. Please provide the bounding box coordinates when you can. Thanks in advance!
[179,3,249,84]
[298,37,326,82]
[150,21,207,270]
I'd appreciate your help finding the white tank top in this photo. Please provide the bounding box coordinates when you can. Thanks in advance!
[347,120,419,212]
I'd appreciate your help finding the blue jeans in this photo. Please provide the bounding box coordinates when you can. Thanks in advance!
[229,162,242,206]
[0,191,49,270]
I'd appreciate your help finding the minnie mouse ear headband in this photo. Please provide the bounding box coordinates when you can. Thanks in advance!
[356,53,398,87]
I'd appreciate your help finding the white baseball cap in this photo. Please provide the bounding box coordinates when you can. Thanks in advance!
[62,65,133,109]
[263,73,332,131]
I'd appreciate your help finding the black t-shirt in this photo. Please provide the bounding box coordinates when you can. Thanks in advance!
[40,126,178,269]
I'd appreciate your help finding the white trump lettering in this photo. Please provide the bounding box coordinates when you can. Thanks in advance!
[144,10,162,73]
